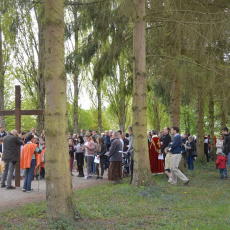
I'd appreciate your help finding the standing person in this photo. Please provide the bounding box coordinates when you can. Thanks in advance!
[216,152,227,179]
[92,130,98,139]
[83,135,95,179]
[161,127,171,164]
[80,129,85,136]
[69,139,75,176]
[40,130,45,141]
[30,127,39,137]
[221,127,230,177]
[0,130,23,189]
[169,126,190,186]
[204,135,209,162]
[96,137,107,179]
[75,136,85,177]
[185,136,196,170]
[108,131,123,184]
[21,134,44,192]
[148,132,152,146]
[122,133,129,152]
[216,134,224,155]
[164,147,172,182]
[103,130,111,170]
[92,136,98,175]
[127,127,133,183]
[118,130,124,150]
[0,126,7,138]
[149,130,164,174]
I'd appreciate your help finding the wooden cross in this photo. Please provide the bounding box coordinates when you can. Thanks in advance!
[0,85,44,187]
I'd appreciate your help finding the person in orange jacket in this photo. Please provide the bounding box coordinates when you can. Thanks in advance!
[21,134,44,192]
[35,143,46,179]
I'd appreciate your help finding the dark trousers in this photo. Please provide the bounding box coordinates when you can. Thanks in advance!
[105,156,110,170]
[1,161,16,187]
[96,158,105,177]
[219,169,224,175]
[23,166,35,191]
[130,159,134,184]
[76,152,84,176]
[187,155,194,170]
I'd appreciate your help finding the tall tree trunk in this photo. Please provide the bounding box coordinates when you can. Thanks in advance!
[209,91,215,161]
[169,75,181,128]
[118,62,126,132]
[73,7,79,134]
[220,96,227,128]
[0,17,5,127]
[44,0,73,219]
[36,6,45,135]
[196,86,205,159]
[97,78,102,134]
[132,0,149,185]
[169,21,181,128]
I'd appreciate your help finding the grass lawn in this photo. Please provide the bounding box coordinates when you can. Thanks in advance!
[0,160,230,230]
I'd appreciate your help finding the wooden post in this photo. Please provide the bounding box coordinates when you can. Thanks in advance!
[15,86,21,187]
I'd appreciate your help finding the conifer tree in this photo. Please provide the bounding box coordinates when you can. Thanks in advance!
[44,0,73,218]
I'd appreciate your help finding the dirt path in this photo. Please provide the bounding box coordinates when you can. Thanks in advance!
[0,170,108,213]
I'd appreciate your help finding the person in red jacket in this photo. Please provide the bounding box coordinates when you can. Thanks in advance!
[216,152,227,179]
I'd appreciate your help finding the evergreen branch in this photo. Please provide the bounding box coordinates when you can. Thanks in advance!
[146,54,224,76]
[146,10,229,16]
[65,0,109,5]
[32,0,109,5]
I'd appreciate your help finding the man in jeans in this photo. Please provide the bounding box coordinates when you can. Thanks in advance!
[1,130,23,189]
[221,127,230,177]
[169,126,189,186]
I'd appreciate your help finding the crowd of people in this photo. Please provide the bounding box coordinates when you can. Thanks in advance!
[0,126,45,192]
[1,124,230,192]
[68,128,133,185]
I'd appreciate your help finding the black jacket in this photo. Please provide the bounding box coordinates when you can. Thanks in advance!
[223,133,230,156]
[97,144,107,159]
[161,133,171,153]
[2,133,23,162]
[186,141,196,156]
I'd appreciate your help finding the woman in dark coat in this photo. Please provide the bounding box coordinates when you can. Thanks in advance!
[186,136,196,170]
[96,137,107,180]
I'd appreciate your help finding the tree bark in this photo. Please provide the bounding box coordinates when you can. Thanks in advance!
[118,62,126,132]
[132,0,149,185]
[169,20,181,129]
[44,0,73,219]
[209,91,215,161]
[73,7,79,134]
[97,77,102,135]
[0,17,5,127]
[220,97,227,128]
[36,6,45,135]
[196,86,205,159]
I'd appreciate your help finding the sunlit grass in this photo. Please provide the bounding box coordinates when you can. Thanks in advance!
[1,160,230,229]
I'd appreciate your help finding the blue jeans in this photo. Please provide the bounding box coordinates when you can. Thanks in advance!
[187,155,194,170]
[223,153,230,177]
[23,165,35,191]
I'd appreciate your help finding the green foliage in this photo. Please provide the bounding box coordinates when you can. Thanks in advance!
[67,103,117,133]
[49,216,75,230]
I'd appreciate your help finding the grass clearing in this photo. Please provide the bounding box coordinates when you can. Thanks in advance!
[0,160,230,229]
